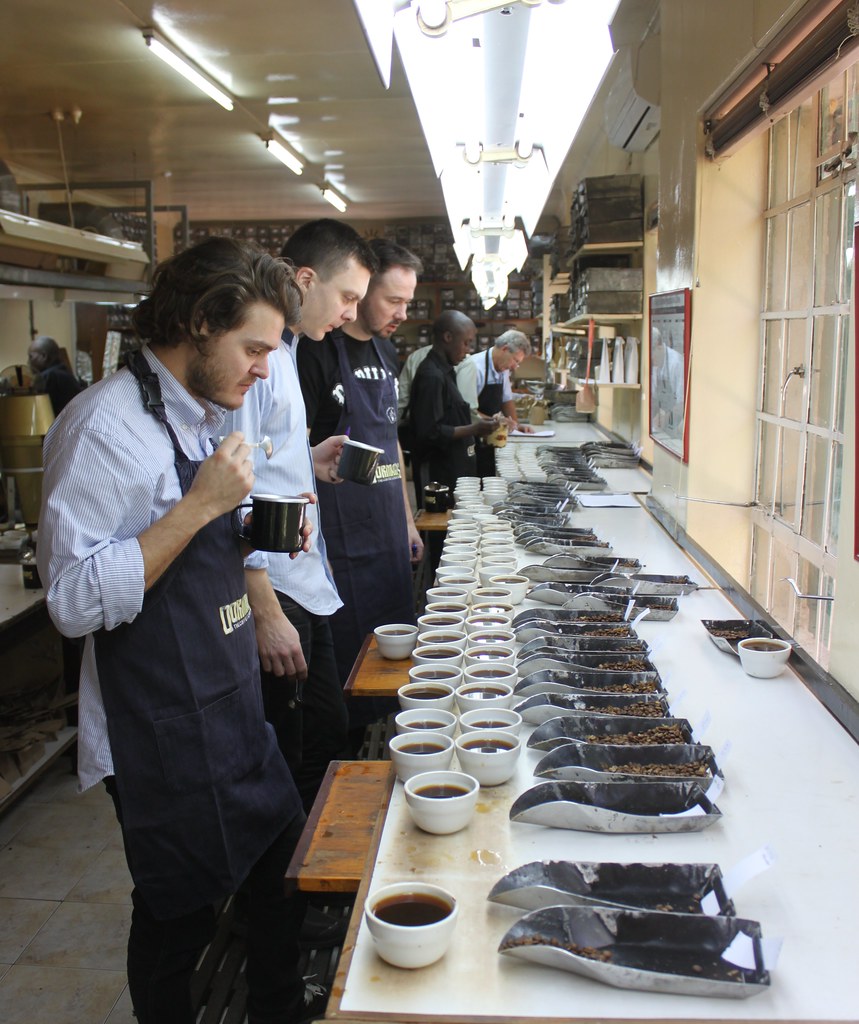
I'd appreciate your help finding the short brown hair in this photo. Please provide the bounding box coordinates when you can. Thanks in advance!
[367,237,423,278]
[132,236,300,348]
[281,218,378,281]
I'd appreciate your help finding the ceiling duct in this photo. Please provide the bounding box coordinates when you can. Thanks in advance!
[604,38,661,152]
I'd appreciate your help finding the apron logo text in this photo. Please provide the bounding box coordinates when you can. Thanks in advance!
[374,461,402,483]
[219,593,252,635]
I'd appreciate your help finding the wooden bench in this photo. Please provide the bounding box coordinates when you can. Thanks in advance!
[285,759,395,894]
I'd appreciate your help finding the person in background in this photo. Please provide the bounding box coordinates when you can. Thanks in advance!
[37,237,327,1024]
[408,310,497,493]
[27,334,84,414]
[224,219,376,829]
[397,333,475,503]
[297,237,424,686]
[457,329,534,476]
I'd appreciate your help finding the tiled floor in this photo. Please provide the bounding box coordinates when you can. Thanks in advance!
[0,756,135,1023]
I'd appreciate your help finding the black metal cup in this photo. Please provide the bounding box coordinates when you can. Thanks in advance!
[423,482,451,511]
[337,438,384,485]
[233,494,309,552]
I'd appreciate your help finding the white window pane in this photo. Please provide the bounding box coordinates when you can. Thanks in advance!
[765,215,787,311]
[756,420,779,509]
[788,203,812,309]
[775,426,802,528]
[835,316,849,433]
[782,320,807,421]
[769,115,789,207]
[750,525,772,607]
[801,433,829,545]
[841,180,856,303]
[761,321,785,415]
[794,557,822,655]
[828,441,843,555]
[809,316,837,428]
[770,538,797,631]
[792,99,815,197]
[814,188,842,305]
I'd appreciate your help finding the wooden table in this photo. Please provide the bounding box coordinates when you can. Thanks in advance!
[413,509,451,532]
[284,759,394,894]
[343,634,411,699]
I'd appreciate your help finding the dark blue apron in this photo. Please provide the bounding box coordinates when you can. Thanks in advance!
[317,332,415,682]
[476,347,504,478]
[94,350,300,920]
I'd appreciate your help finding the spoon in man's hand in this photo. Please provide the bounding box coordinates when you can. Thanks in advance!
[219,435,274,459]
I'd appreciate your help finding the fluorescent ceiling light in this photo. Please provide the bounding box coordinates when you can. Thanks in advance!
[352,0,396,89]
[264,136,304,175]
[395,0,614,243]
[321,183,348,213]
[142,28,234,111]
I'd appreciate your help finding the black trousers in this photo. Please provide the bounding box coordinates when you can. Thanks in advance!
[259,594,350,813]
[105,776,307,1024]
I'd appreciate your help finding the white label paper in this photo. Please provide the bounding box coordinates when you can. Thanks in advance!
[721,932,756,970]
[723,845,778,899]
[691,709,712,742]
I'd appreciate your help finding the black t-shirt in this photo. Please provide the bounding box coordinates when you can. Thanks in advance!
[296,330,400,445]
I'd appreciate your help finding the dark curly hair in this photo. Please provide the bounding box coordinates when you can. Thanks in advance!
[132,236,301,349]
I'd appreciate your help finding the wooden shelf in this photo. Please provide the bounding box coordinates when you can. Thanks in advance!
[568,240,644,262]
[563,312,643,325]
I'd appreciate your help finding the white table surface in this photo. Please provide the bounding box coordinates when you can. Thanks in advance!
[333,425,859,1023]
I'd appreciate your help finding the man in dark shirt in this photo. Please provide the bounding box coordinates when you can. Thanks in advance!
[28,335,84,415]
[408,310,496,492]
[297,238,423,685]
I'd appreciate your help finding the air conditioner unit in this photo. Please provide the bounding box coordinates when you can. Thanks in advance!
[604,42,661,153]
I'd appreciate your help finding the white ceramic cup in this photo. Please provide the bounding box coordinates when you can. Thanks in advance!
[416,629,468,651]
[410,644,465,669]
[487,574,529,604]
[455,678,515,713]
[374,623,419,660]
[459,707,523,736]
[395,708,458,737]
[388,731,455,782]
[403,770,479,835]
[397,679,457,713]
[737,637,792,678]
[417,612,466,633]
[454,729,521,787]
[364,881,459,968]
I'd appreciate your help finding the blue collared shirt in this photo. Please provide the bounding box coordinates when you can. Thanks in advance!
[223,331,341,616]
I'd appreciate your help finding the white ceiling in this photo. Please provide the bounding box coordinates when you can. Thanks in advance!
[0,0,456,224]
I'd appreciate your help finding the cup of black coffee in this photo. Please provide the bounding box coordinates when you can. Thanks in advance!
[364,880,459,968]
[337,438,384,485]
[233,494,308,552]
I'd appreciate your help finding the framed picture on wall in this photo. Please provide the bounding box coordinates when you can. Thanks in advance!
[649,288,692,462]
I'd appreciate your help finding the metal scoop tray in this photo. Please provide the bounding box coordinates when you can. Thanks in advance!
[514,692,670,725]
[560,593,679,621]
[514,620,639,643]
[516,654,660,680]
[526,713,692,751]
[517,636,649,659]
[524,540,614,557]
[498,906,768,997]
[515,671,666,702]
[488,860,735,916]
[509,779,722,834]
[514,608,632,627]
[528,575,697,597]
[701,619,774,656]
[544,553,642,572]
[534,741,721,785]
